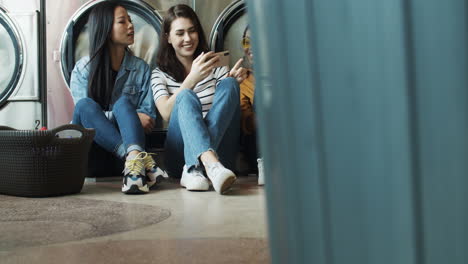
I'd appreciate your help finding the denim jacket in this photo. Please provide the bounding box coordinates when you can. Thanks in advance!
[70,51,156,120]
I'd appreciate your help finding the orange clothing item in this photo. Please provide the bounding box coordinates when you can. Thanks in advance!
[240,72,256,135]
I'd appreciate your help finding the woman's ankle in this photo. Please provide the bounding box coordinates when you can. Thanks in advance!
[126,150,141,160]
[200,150,218,165]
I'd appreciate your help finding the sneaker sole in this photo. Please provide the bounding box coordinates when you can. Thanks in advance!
[147,169,169,179]
[180,181,209,191]
[122,184,149,194]
[147,170,169,188]
[219,175,237,194]
[147,176,162,188]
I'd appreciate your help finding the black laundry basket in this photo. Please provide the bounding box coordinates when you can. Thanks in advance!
[0,124,95,197]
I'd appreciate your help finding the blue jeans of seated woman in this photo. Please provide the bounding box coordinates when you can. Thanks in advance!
[72,96,145,159]
[165,77,240,178]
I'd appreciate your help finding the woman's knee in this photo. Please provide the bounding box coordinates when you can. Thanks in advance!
[177,89,197,102]
[218,77,240,96]
[113,96,133,109]
[75,98,101,114]
[176,89,200,108]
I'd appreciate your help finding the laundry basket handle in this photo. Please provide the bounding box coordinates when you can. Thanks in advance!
[50,124,95,142]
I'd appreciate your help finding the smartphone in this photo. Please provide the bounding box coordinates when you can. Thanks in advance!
[211,51,230,68]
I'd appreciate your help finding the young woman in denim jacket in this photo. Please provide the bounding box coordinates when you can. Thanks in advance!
[151,4,247,194]
[70,2,166,194]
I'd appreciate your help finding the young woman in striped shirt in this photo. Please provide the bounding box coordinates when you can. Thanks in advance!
[151,4,247,194]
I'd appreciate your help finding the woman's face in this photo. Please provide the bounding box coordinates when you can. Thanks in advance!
[242,28,253,66]
[110,6,134,47]
[167,17,199,60]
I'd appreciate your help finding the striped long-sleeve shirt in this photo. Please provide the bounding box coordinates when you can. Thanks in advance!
[151,66,229,117]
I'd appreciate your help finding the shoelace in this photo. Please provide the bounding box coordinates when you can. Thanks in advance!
[144,154,156,170]
[138,152,157,170]
[124,157,145,176]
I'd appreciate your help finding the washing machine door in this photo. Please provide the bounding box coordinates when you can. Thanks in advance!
[209,0,248,69]
[0,7,23,109]
[60,0,162,86]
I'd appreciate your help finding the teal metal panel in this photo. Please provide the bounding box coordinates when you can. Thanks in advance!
[409,1,468,263]
[247,0,468,263]
[313,0,417,263]
[246,0,329,263]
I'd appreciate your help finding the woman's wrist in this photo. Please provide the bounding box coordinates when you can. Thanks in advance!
[183,73,198,89]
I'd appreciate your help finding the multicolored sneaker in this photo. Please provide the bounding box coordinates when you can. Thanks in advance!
[122,154,149,194]
[141,152,168,188]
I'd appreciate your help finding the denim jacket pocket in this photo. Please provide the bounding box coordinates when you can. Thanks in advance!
[122,84,142,106]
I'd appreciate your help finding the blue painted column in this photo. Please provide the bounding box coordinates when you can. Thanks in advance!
[408,1,468,263]
[246,0,468,263]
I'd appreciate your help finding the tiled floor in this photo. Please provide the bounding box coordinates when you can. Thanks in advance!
[0,176,270,263]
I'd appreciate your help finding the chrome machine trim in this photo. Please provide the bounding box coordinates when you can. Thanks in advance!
[0,5,24,108]
[59,0,162,87]
[208,0,245,52]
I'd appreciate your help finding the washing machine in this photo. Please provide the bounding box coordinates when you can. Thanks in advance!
[0,0,45,129]
[209,0,248,68]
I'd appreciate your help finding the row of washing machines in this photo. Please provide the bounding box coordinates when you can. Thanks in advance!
[0,0,249,130]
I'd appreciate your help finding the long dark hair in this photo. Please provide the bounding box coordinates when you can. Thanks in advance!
[156,4,209,82]
[86,1,120,110]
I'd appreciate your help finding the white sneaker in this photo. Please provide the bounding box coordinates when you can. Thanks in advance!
[180,165,210,191]
[204,162,236,194]
[257,158,264,186]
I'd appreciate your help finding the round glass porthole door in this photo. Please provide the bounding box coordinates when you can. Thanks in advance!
[209,0,248,69]
[0,8,22,108]
[60,0,162,86]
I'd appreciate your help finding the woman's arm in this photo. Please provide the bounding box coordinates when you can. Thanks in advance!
[69,58,90,104]
[153,52,219,122]
[136,64,157,119]
[136,64,156,133]
[154,76,198,122]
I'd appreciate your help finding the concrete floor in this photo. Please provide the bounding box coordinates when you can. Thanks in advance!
[0,176,270,263]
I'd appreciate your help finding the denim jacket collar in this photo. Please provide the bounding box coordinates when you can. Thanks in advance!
[122,50,137,71]
[116,50,137,80]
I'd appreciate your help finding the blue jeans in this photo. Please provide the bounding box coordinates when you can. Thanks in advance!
[72,96,145,159]
[165,77,240,178]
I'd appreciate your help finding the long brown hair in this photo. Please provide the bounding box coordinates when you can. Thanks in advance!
[156,4,209,82]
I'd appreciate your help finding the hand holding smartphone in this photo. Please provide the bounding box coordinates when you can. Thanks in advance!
[209,51,230,68]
